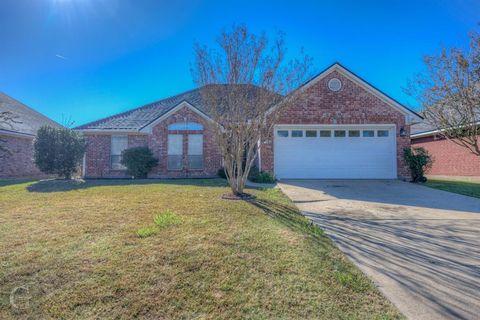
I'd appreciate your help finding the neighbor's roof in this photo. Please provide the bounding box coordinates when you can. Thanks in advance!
[0,92,61,136]
[75,85,281,131]
[411,122,436,136]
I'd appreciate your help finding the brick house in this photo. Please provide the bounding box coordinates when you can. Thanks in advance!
[76,63,422,180]
[0,93,62,179]
[411,122,480,181]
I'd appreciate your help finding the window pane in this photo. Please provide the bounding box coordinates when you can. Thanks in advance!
[111,136,128,155]
[111,155,125,170]
[168,134,183,155]
[277,130,288,137]
[363,130,375,137]
[334,130,346,137]
[306,130,317,137]
[291,130,303,137]
[188,155,203,169]
[168,122,203,131]
[188,134,203,155]
[168,155,183,170]
[320,130,331,137]
[188,134,203,169]
[349,130,360,137]
[378,130,389,137]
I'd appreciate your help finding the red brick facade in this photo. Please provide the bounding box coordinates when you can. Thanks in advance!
[259,71,411,178]
[0,134,48,179]
[412,135,480,178]
[84,106,222,178]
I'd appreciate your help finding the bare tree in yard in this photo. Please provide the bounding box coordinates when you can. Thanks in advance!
[192,25,312,196]
[0,111,20,157]
[409,31,480,156]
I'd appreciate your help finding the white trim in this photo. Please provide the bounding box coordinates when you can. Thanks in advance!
[270,63,422,124]
[0,129,35,139]
[411,121,480,139]
[82,153,86,178]
[75,129,143,135]
[139,101,215,134]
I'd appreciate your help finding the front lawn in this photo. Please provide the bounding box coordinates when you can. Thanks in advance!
[0,179,400,319]
[425,179,480,199]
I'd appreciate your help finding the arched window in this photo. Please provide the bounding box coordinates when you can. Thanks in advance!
[168,122,203,131]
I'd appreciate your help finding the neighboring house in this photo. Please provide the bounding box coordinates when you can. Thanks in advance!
[76,63,422,180]
[411,122,480,180]
[0,93,62,179]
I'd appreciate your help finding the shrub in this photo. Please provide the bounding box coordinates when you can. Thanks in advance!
[249,166,275,183]
[136,226,158,238]
[403,147,433,183]
[121,147,158,179]
[153,209,182,228]
[34,126,86,179]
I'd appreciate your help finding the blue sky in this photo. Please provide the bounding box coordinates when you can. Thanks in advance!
[0,0,478,126]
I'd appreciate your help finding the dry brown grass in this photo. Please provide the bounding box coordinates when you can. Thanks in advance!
[0,179,401,319]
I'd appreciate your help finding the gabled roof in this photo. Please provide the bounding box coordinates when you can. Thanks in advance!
[75,84,281,132]
[293,62,423,123]
[0,92,62,136]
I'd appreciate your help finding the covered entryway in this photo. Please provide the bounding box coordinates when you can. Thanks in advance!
[274,125,397,179]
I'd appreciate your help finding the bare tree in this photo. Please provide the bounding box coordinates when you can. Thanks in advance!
[0,111,20,157]
[409,31,480,155]
[192,25,312,196]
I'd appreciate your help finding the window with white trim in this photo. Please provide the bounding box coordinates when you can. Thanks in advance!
[188,134,203,169]
[306,130,317,137]
[349,130,360,137]
[377,130,389,137]
[334,130,346,137]
[320,130,331,137]
[291,130,303,137]
[363,130,375,137]
[111,135,128,170]
[277,130,288,137]
[168,134,183,170]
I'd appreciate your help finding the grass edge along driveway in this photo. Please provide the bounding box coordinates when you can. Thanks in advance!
[0,179,402,319]
[425,179,480,199]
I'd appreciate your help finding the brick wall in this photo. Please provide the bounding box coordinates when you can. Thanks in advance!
[260,70,411,178]
[412,135,480,177]
[84,106,222,178]
[0,134,49,178]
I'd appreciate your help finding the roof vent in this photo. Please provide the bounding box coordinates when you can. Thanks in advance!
[328,78,342,92]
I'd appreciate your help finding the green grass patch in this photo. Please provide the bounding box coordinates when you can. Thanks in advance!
[136,226,159,238]
[425,179,480,198]
[153,209,182,228]
[0,179,401,319]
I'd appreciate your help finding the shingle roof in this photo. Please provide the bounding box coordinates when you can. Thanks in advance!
[0,92,62,136]
[75,85,281,131]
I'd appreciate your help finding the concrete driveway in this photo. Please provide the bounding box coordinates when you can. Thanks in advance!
[278,180,480,320]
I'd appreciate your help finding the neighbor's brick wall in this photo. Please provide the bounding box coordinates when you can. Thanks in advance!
[412,135,480,177]
[83,106,222,178]
[0,134,49,179]
[260,70,411,178]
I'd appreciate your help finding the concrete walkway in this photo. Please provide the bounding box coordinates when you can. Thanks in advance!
[278,180,480,320]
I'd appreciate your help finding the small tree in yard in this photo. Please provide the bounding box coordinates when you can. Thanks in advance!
[403,147,433,183]
[34,126,86,179]
[408,31,480,156]
[121,146,158,179]
[192,25,312,197]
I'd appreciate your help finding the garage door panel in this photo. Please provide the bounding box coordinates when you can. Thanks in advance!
[274,126,396,179]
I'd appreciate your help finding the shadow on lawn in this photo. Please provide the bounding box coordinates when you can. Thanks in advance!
[248,196,326,243]
[26,178,227,193]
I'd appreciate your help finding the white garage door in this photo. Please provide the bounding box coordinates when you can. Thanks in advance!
[274,125,397,179]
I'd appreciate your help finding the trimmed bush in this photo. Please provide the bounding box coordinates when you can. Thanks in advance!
[249,166,275,183]
[121,147,158,179]
[34,126,86,179]
[403,147,433,183]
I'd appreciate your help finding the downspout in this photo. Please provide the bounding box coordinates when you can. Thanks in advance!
[257,137,262,171]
